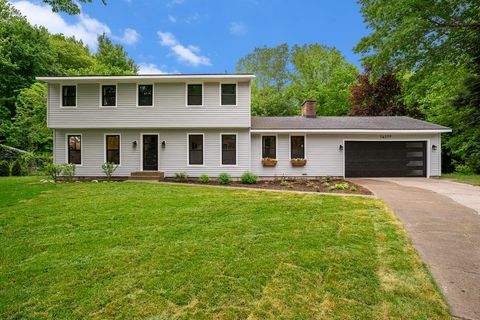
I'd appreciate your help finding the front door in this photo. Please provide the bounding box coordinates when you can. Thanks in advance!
[143,135,158,171]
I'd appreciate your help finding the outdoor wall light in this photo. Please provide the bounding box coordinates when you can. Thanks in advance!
[161,141,166,148]
[339,145,343,151]
[432,144,437,150]
[132,141,137,148]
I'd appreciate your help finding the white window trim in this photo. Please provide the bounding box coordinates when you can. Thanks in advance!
[289,134,307,160]
[60,84,77,108]
[99,83,118,108]
[136,83,154,108]
[342,138,431,178]
[65,133,83,166]
[104,133,121,166]
[219,82,238,107]
[185,83,204,107]
[260,134,277,160]
[219,133,238,167]
[187,133,205,166]
[140,133,160,171]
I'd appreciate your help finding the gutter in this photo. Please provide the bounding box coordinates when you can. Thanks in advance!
[250,129,452,134]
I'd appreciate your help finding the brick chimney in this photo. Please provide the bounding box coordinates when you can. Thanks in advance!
[301,100,317,118]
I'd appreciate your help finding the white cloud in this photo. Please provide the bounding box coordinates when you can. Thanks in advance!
[114,28,140,45]
[11,1,140,49]
[157,31,211,66]
[138,63,167,74]
[168,15,177,23]
[230,22,247,35]
[167,0,184,7]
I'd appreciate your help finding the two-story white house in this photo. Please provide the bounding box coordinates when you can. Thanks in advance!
[37,74,451,179]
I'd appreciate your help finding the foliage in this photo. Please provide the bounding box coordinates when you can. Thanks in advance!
[44,163,63,182]
[237,43,358,116]
[454,164,474,175]
[240,171,257,184]
[350,185,358,192]
[0,160,9,176]
[10,159,24,176]
[334,182,349,190]
[198,174,210,184]
[21,152,52,175]
[42,0,106,15]
[61,163,76,182]
[280,178,288,187]
[95,34,138,74]
[0,177,449,318]
[174,172,188,179]
[217,172,231,184]
[0,144,26,162]
[101,162,118,182]
[348,67,408,116]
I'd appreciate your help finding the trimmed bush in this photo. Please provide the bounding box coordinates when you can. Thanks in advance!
[217,172,231,184]
[44,163,63,182]
[240,171,257,184]
[61,163,76,182]
[10,159,24,176]
[174,172,188,179]
[102,162,119,182]
[455,164,474,175]
[0,160,10,176]
[199,174,210,183]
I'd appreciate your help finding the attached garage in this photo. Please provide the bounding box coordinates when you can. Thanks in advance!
[345,141,427,177]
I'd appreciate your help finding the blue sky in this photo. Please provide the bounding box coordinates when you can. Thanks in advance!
[12,0,369,74]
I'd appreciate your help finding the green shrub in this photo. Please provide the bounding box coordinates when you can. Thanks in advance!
[455,164,474,175]
[102,162,119,182]
[61,163,76,182]
[44,163,63,182]
[350,185,358,192]
[199,174,210,183]
[10,159,24,176]
[217,172,231,184]
[0,160,10,176]
[22,153,52,175]
[174,172,188,179]
[280,179,288,187]
[240,171,258,184]
[334,182,349,190]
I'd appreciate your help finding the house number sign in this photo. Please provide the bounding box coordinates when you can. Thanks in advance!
[380,134,392,139]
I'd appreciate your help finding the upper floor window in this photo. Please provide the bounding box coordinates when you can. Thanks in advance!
[188,134,204,165]
[101,85,116,107]
[262,136,276,159]
[68,134,81,165]
[138,84,153,107]
[221,84,236,105]
[105,135,120,165]
[221,134,236,165]
[62,85,76,107]
[187,84,202,106]
[290,136,305,159]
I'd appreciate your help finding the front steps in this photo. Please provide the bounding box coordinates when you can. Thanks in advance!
[128,171,164,181]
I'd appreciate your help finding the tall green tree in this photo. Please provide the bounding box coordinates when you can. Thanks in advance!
[42,0,106,15]
[94,34,138,74]
[290,44,358,115]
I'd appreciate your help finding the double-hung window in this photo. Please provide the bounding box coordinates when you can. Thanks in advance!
[221,84,236,105]
[262,136,276,159]
[62,85,76,107]
[188,134,204,165]
[290,136,305,159]
[101,85,116,107]
[138,84,153,106]
[221,134,236,165]
[105,135,120,165]
[187,84,202,106]
[68,135,82,165]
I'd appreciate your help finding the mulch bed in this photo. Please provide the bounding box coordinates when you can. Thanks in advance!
[163,177,372,195]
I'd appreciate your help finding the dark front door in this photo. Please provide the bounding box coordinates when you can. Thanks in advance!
[143,135,158,171]
[345,141,427,177]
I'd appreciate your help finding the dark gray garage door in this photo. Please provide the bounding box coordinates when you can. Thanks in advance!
[345,141,427,177]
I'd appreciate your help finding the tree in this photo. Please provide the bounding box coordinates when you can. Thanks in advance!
[42,0,106,15]
[95,34,138,74]
[49,34,95,74]
[290,44,358,115]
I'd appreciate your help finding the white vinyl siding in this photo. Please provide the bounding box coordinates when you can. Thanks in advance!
[47,81,251,128]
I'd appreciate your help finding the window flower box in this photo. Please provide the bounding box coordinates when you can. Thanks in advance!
[261,158,277,167]
[291,158,307,167]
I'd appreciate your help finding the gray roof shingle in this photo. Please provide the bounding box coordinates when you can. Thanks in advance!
[251,116,450,131]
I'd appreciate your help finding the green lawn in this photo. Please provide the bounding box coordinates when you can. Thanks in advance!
[442,173,480,186]
[0,177,449,319]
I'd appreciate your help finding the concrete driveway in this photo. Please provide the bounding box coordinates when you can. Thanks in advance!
[354,178,480,320]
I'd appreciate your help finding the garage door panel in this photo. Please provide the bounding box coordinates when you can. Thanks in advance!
[345,141,426,177]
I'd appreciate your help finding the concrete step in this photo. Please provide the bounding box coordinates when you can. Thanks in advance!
[130,171,163,177]
[128,176,162,181]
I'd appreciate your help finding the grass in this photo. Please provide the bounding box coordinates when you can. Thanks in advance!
[0,177,449,319]
[442,173,480,186]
